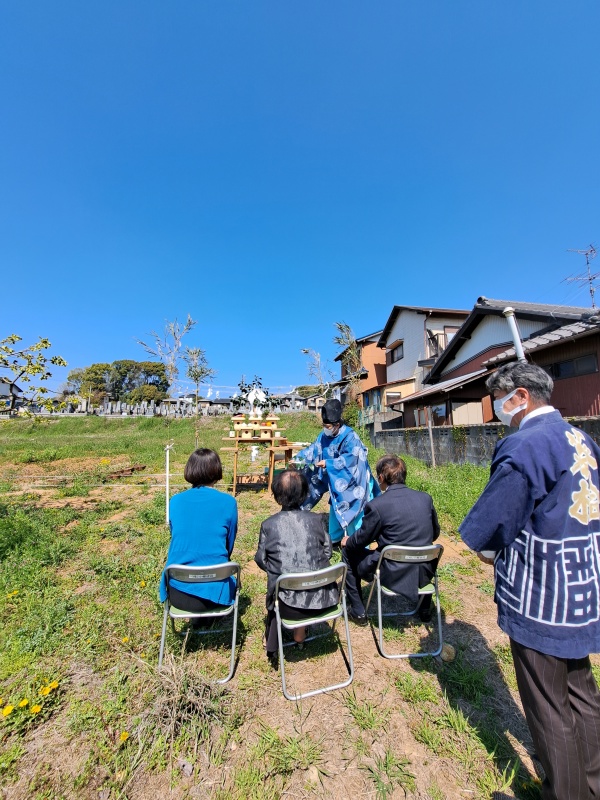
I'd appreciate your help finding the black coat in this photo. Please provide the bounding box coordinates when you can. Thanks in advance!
[344,483,440,601]
[255,510,339,611]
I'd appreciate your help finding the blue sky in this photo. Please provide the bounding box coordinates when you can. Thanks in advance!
[2,2,599,395]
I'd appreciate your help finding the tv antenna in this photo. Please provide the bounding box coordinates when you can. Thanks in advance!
[565,244,599,309]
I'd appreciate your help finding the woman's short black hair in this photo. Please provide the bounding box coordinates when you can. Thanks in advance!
[184,448,223,487]
[272,469,309,510]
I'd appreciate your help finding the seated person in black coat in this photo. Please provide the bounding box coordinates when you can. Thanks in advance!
[255,470,339,661]
[341,455,440,624]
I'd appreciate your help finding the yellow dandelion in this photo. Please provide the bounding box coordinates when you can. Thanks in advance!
[100,458,111,465]
[31,704,42,714]
[139,580,146,588]
[119,731,130,742]
[40,686,51,696]
[18,699,29,708]
[48,680,59,690]
[140,652,146,658]
[121,636,129,644]
[2,705,14,717]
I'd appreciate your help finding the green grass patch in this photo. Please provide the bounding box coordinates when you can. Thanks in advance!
[343,690,389,731]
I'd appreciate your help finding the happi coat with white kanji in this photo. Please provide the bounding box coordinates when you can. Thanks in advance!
[460,409,600,658]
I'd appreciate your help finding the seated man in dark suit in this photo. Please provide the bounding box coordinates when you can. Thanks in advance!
[341,455,440,625]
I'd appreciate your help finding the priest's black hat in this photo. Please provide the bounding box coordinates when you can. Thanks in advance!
[321,399,342,424]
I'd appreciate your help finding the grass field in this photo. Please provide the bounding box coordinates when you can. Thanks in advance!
[0,414,577,799]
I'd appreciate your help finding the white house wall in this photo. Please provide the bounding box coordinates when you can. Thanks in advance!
[386,312,465,387]
[440,316,547,376]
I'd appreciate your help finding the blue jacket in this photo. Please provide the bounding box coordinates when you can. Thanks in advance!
[159,486,238,605]
[460,411,600,658]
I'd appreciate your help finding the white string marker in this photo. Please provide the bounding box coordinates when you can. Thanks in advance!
[164,440,175,525]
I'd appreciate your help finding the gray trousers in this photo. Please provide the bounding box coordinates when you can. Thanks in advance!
[510,639,600,800]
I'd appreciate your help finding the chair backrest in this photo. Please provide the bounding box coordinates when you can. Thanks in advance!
[276,563,347,593]
[380,544,443,564]
[165,562,240,587]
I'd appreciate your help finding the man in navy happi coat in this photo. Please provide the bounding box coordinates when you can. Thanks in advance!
[460,362,600,800]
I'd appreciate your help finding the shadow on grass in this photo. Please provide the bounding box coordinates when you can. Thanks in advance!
[413,618,542,800]
[164,593,254,681]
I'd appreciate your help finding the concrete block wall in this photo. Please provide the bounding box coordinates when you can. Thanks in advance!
[369,416,600,467]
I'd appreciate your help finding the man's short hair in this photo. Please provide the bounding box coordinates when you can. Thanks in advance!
[184,448,223,486]
[272,469,309,510]
[375,455,407,485]
[486,362,553,404]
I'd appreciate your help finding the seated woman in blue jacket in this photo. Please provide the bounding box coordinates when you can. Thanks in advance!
[159,449,238,615]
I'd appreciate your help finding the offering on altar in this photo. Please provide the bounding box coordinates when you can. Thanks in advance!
[232,413,246,430]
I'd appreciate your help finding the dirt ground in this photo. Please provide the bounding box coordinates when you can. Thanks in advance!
[3,474,597,800]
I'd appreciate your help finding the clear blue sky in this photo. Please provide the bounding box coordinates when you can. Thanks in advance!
[2,2,599,395]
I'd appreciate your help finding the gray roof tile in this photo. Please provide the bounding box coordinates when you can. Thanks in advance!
[484,320,600,366]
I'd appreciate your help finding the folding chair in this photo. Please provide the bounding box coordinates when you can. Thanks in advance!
[158,562,241,683]
[274,563,354,701]
[365,544,443,660]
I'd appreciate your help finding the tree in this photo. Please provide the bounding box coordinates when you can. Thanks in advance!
[126,385,167,404]
[65,367,85,395]
[109,360,169,400]
[184,347,216,414]
[0,334,67,412]
[300,349,334,397]
[137,315,197,393]
[333,321,362,405]
[75,363,112,403]
[65,360,171,404]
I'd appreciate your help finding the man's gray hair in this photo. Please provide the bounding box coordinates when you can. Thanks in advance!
[486,362,554,404]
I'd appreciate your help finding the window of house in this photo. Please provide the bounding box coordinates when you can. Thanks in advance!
[430,404,448,425]
[542,353,598,381]
[390,343,404,362]
[445,326,459,342]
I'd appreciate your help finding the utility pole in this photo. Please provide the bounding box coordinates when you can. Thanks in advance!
[164,440,174,525]
[565,244,599,309]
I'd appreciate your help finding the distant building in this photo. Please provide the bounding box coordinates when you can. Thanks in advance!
[395,298,599,426]
[334,330,386,411]
[0,378,23,412]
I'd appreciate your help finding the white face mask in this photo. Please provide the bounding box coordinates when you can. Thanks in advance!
[322,426,337,438]
[493,389,527,426]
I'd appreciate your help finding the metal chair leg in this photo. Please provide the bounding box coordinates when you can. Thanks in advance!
[217,594,239,684]
[277,596,354,702]
[158,602,169,668]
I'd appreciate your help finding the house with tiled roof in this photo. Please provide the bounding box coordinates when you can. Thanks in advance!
[394,297,599,427]
[375,305,470,411]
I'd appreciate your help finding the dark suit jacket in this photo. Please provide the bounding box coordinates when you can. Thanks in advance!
[255,510,339,611]
[345,483,440,601]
